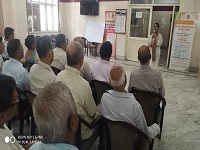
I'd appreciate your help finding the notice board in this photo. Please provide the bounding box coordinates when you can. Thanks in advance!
[169,12,196,72]
[85,21,105,43]
[115,9,127,34]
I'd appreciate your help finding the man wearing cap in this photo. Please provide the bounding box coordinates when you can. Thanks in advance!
[98,65,160,139]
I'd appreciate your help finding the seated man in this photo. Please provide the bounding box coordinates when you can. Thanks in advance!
[0,75,24,150]
[73,36,92,83]
[128,45,165,96]
[98,65,160,139]
[91,41,112,83]
[51,34,67,71]
[2,39,30,96]
[30,82,78,150]
[29,36,56,95]
[56,41,98,141]
[2,27,14,61]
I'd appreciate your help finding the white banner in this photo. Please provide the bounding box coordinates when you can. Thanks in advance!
[169,12,196,72]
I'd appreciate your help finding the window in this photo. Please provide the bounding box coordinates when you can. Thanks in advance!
[130,9,150,38]
[27,0,59,32]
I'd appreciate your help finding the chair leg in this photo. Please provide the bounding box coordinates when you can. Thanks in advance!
[149,139,154,150]
[20,118,24,134]
[31,115,35,135]
[8,120,12,129]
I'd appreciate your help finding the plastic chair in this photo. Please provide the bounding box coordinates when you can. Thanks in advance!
[130,87,166,139]
[103,118,151,150]
[90,79,113,105]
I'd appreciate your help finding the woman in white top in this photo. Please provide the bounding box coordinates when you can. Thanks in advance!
[148,23,163,69]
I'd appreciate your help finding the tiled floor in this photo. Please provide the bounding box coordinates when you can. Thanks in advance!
[11,56,200,150]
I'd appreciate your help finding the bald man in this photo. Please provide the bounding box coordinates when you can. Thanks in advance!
[98,65,160,139]
[128,45,165,97]
[56,41,98,149]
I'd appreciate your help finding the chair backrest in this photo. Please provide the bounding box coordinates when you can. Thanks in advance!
[51,66,61,75]
[130,88,166,126]
[26,91,37,106]
[91,79,113,105]
[81,37,88,49]
[103,118,150,150]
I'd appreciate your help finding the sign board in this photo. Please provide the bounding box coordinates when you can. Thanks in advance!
[136,12,142,18]
[169,12,196,72]
[115,9,127,34]
[85,21,105,43]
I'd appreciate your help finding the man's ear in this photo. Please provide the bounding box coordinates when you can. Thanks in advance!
[69,114,78,133]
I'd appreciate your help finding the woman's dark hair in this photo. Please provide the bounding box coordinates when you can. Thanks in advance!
[7,39,21,58]
[56,34,66,48]
[25,35,35,50]
[154,23,160,28]
[0,75,16,113]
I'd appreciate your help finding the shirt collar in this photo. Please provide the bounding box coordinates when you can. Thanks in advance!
[107,90,133,98]
[65,65,80,75]
[9,58,23,67]
[54,47,65,52]
[140,64,151,70]
[38,61,53,72]
[100,59,110,64]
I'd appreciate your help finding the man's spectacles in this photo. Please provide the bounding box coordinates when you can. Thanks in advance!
[7,96,19,109]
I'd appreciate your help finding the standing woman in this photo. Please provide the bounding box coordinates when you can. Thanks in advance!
[0,36,5,73]
[25,35,39,64]
[148,23,163,69]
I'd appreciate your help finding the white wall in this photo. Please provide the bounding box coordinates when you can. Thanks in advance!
[60,1,128,59]
[1,0,28,48]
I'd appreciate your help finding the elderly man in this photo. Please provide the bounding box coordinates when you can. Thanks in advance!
[91,41,112,83]
[56,41,98,144]
[29,82,78,150]
[2,27,14,60]
[98,65,160,139]
[51,34,67,71]
[29,35,56,95]
[2,39,30,96]
[128,45,165,97]
[0,75,25,150]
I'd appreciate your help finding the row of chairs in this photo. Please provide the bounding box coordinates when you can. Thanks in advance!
[81,37,98,57]
[8,80,166,150]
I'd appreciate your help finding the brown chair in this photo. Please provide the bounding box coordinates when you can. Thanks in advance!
[51,66,61,75]
[103,118,151,150]
[81,37,89,56]
[130,87,166,139]
[75,115,103,150]
[90,79,113,105]
[26,91,37,135]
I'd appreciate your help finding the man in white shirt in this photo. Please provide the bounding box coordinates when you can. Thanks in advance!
[56,41,98,143]
[51,34,67,71]
[2,39,30,93]
[92,41,112,83]
[98,65,160,139]
[2,27,14,61]
[29,36,56,95]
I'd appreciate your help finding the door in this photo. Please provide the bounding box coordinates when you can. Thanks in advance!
[126,6,152,61]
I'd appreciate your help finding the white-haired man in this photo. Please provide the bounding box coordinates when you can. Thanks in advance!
[29,82,78,150]
[98,65,160,139]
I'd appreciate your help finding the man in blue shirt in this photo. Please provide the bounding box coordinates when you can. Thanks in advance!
[2,39,30,96]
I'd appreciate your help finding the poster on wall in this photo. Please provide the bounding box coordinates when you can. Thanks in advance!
[115,9,127,34]
[105,11,116,57]
[169,12,196,72]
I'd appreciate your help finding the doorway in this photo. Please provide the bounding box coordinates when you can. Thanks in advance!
[151,6,179,66]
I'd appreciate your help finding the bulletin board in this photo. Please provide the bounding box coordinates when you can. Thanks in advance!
[115,9,127,34]
[85,21,105,43]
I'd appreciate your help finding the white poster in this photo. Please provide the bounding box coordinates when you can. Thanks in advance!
[115,9,127,34]
[169,12,196,72]
[136,12,142,18]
